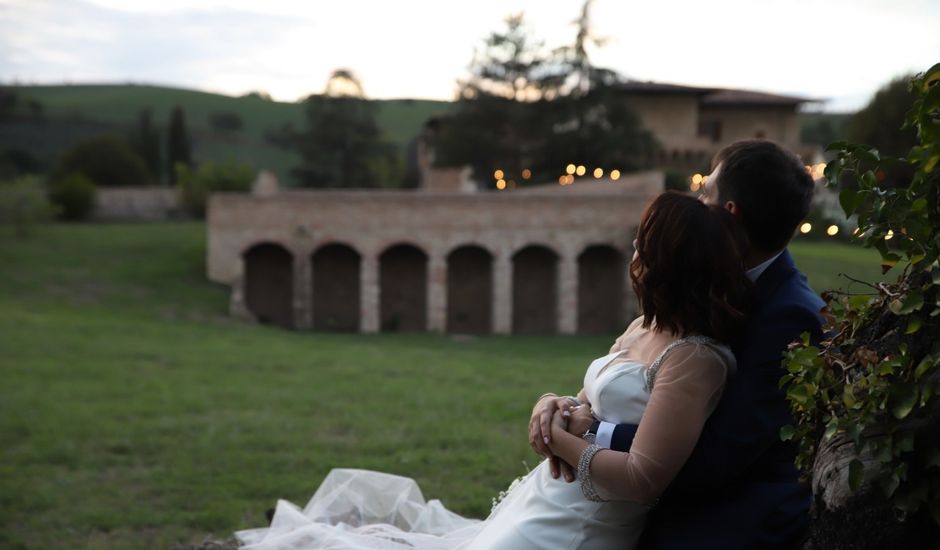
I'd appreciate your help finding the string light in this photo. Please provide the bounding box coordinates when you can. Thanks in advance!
[826,225,839,236]
[800,222,812,234]
[593,168,604,179]
[885,230,894,240]
[494,169,504,180]
[576,165,586,176]
[496,179,506,190]
[610,169,621,180]
[565,164,576,175]
[522,168,531,180]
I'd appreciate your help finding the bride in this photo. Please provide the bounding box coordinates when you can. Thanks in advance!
[236,191,752,549]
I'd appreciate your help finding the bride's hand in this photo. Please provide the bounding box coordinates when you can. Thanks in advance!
[529,394,577,481]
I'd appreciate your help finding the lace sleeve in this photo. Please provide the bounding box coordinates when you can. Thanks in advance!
[589,342,732,504]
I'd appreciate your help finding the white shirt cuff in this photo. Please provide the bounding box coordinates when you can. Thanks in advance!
[595,421,616,449]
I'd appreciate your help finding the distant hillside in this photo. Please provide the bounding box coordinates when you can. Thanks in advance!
[3,84,451,186]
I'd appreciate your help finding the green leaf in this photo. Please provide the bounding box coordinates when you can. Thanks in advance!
[889,290,924,315]
[823,418,838,440]
[915,355,936,380]
[912,197,928,212]
[779,424,795,441]
[906,318,923,334]
[892,385,919,419]
[843,385,857,409]
[839,190,864,217]
[849,458,864,491]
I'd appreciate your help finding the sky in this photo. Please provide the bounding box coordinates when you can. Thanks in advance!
[1,0,938,112]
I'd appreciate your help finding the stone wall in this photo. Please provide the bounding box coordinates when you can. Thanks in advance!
[207,171,663,335]
[92,186,180,221]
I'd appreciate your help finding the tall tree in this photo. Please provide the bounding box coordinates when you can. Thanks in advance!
[167,106,192,184]
[431,2,657,188]
[130,109,161,182]
[291,70,398,188]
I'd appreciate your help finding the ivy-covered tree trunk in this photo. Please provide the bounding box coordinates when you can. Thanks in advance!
[801,291,940,549]
[784,64,940,549]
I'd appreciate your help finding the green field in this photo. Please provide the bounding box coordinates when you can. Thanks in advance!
[4,85,450,186]
[0,223,889,548]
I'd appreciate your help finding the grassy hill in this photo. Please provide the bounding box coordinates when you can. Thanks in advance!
[4,84,451,186]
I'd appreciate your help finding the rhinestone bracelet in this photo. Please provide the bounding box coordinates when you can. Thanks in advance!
[577,444,607,502]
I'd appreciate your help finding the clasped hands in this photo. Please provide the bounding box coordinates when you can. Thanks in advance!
[528,394,595,482]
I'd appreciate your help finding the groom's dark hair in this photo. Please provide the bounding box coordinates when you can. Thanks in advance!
[713,139,815,253]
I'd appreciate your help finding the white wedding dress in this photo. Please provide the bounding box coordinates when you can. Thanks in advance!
[236,337,727,550]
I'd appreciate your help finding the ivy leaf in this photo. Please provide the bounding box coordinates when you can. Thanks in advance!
[843,385,858,409]
[839,190,864,217]
[780,424,795,441]
[915,355,936,380]
[891,385,919,419]
[823,418,839,440]
[906,318,923,334]
[849,459,864,491]
[881,253,901,274]
[912,197,928,212]
[889,290,924,315]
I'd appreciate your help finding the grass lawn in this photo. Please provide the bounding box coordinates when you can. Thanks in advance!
[0,223,892,549]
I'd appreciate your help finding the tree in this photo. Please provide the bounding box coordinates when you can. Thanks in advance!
[431,2,657,188]
[53,135,150,187]
[167,106,193,184]
[129,109,161,182]
[784,65,940,548]
[291,70,398,188]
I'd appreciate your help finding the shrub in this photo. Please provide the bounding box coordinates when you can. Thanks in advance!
[0,175,54,236]
[177,161,254,218]
[48,173,96,221]
[54,135,151,187]
[663,170,689,192]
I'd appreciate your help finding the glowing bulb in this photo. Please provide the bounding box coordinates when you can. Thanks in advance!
[576,165,586,176]
[496,179,506,190]
[800,222,812,234]
[610,169,621,180]
[885,230,894,240]
[522,168,531,180]
[691,173,703,185]
[558,175,566,185]
[593,168,603,178]
[494,169,504,180]
[826,225,839,236]
[565,164,576,175]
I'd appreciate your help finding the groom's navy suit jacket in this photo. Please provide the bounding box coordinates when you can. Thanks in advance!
[610,250,826,550]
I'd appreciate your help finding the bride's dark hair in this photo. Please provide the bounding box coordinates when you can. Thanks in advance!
[630,191,751,342]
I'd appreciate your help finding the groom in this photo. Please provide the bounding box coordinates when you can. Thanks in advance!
[531,139,826,549]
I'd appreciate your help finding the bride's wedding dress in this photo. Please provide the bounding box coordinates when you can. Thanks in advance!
[236,336,730,550]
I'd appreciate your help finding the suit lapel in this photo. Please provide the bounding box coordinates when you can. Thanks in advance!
[752,249,797,307]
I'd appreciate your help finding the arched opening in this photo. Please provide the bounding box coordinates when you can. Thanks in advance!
[447,245,493,334]
[311,244,361,332]
[512,245,558,335]
[380,244,428,332]
[243,243,294,329]
[578,245,626,334]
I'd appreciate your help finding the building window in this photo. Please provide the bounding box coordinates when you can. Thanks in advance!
[698,119,722,143]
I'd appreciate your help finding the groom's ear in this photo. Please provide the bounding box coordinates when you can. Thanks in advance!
[723,200,740,218]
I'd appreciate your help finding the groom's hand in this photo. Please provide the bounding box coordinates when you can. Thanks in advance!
[565,404,595,439]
